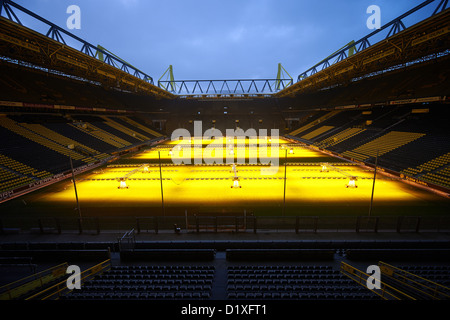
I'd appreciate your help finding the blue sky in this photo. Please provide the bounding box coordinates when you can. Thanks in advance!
[9,0,436,81]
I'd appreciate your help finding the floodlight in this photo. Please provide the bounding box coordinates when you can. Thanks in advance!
[231,177,241,188]
[289,148,294,154]
[346,176,357,188]
[118,178,128,189]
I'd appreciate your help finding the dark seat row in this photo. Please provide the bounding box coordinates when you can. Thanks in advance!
[80,284,212,292]
[228,270,339,276]
[227,292,379,300]
[106,269,214,275]
[407,271,450,276]
[87,278,213,286]
[227,265,332,270]
[112,265,215,270]
[120,249,216,261]
[229,275,344,282]
[399,265,450,271]
[99,274,213,281]
[226,284,365,293]
[226,249,335,261]
[227,278,351,285]
[64,292,211,300]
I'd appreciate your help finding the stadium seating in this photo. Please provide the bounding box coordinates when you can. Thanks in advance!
[120,249,217,261]
[119,116,163,138]
[289,110,341,137]
[0,167,35,193]
[374,135,447,173]
[300,125,335,140]
[0,116,89,162]
[44,122,116,154]
[0,2,449,307]
[345,249,450,261]
[61,265,215,300]
[0,111,165,193]
[281,101,450,190]
[0,154,48,178]
[69,120,134,148]
[279,58,449,110]
[0,153,52,191]
[226,265,379,300]
[419,166,450,189]
[19,123,101,159]
[342,131,426,161]
[225,249,335,261]
[398,265,450,288]
[371,263,450,300]
[100,116,150,141]
[111,116,161,138]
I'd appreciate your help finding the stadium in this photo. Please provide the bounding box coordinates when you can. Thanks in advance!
[0,0,449,313]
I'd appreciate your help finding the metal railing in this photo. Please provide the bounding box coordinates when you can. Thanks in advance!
[0,262,68,300]
[118,229,136,251]
[25,259,111,300]
[1,215,450,234]
[340,261,416,300]
[378,261,450,300]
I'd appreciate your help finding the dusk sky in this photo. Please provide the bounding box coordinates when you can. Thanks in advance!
[10,0,436,82]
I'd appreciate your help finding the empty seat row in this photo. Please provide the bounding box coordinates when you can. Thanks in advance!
[227,265,332,271]
[100,274,213,280]
[80,284,212,292]
[105,269,214,275]
[422,275,450,281]
[410,270,450,276]
[64,291,211,300]
[227,278,351,285]
[87,278,213,286]
[227,292,379,300]
[226,284,365,293]
[111,265,215,270]
[400,265,450,271]
[228,272,342,278]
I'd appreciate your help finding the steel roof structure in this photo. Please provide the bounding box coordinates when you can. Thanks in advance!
[0,0,448,100]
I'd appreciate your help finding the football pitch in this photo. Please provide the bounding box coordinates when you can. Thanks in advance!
[1,138,449,220]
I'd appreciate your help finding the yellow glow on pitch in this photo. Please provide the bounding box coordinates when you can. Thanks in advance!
[44,164,424,206]
[132,138,321,161]
[165,137,289,146]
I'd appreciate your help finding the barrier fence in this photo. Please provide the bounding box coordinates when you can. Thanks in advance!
[25,259,111,300]
[378,261,450,300]
[1,215,450,234]
[340,261,416,300]
[0,262,68,300]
